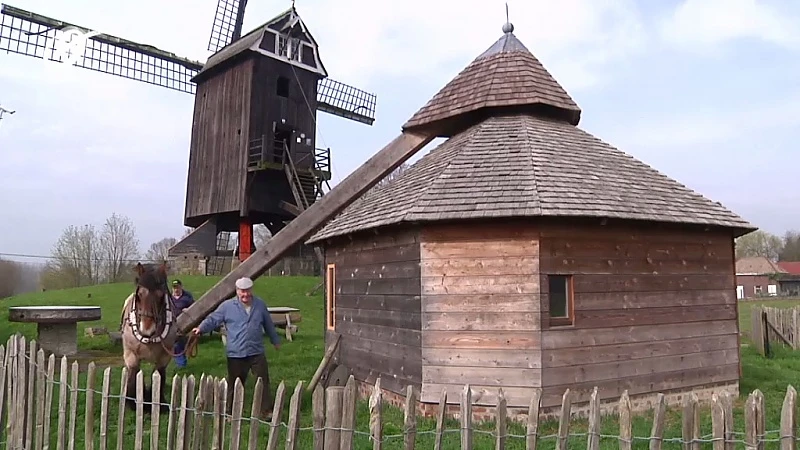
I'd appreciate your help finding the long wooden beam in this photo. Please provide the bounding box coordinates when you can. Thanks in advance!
[176,131,434,333]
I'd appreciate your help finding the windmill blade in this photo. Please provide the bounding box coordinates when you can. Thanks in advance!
[207,0,248,53]
[317,77,377,125]
[0,3,203,94]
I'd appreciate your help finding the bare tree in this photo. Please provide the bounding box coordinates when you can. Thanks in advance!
[0,258,22,298]
[49,224,102,287]
[145,237,177,263]
[99,213,140,283]
[254,224,272,248]
[375,162,410,188]
[735,230,784,261]
[780,230,800,261]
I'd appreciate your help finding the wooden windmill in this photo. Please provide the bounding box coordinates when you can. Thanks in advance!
[0,2,377,269]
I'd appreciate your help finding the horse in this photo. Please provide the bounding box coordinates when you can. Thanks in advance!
[119,262,179,412]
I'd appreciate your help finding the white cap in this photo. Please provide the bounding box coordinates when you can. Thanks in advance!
[235,277,254,290]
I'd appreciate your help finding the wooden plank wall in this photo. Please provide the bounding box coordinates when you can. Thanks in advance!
[538,224,740,408]
[185,59,254,221]
[324,228,423,395]
[418,224,541,406]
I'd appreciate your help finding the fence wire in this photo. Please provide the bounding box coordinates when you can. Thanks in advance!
[2,344,799,447]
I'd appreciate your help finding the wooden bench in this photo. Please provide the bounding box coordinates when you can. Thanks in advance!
[218,306,302,344]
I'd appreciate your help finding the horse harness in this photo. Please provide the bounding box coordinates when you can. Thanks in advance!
[123,287,200,358]
[126,287,174,345]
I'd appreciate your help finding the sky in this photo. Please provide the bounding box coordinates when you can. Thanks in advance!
[0,0,799,263]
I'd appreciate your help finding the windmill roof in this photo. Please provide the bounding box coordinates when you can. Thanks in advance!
[307,113,755,244]
[401,27,582,137]
[193,6,327,83]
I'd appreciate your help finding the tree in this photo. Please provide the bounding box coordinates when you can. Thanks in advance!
[49,224,102,287]
[375,162,410,188]
[99,213,140,283]
[780,230,800,261]
[0,258,22,298]
[254,224,271,248]
[144,237,177,263]
[735,230,783,261]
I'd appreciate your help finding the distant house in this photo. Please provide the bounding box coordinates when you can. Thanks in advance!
[776,262,800,296]
[735,257,784,299]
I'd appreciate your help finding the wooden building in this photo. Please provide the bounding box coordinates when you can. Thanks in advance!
[306,21,756,417]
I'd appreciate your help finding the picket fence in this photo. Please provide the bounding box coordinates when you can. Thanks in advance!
[1,332,800,450]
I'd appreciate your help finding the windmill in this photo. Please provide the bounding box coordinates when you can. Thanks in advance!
[0,2,377,271]
[0,103,14,123]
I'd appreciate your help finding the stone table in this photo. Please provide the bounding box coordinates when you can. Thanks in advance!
[8,306,102,356]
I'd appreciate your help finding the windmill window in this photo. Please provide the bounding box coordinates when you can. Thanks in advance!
[277,77,289,98]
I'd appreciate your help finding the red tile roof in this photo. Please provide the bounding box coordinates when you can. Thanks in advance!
[777,261,800,275]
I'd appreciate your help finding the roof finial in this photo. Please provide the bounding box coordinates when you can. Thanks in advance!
[502,2,514,34]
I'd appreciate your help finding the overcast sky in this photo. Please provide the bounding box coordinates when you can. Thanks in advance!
[1,0,798,263]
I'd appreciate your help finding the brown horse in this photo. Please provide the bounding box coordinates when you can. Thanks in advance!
[120,262,177,412]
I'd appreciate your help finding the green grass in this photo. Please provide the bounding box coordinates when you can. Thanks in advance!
[3,282,800,449]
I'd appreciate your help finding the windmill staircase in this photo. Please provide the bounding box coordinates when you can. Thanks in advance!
[246,136,331,264]
[282,142,329,264]
[206,231,233,276]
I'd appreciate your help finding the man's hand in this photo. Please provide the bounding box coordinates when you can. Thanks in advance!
[191,327,201,336]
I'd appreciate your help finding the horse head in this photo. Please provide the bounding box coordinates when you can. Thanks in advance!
[132,261,169,338]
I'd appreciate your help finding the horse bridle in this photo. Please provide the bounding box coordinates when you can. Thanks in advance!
[128,282,175,344]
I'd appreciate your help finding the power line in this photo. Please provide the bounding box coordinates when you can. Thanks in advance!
[0,251,166,264]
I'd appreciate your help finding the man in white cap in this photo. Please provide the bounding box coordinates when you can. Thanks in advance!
[192,276,280,419]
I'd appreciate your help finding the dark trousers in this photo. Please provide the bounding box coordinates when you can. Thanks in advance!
[226,354,273,417]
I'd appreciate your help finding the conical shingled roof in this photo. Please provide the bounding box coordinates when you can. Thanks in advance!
[402,25,582,136]
[306,25,756,244]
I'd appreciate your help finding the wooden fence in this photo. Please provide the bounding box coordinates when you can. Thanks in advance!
[751,306,800,356]
[1,332,799,450]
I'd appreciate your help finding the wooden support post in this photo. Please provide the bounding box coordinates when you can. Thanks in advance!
[177,131,434,333]
[238,218,253,262]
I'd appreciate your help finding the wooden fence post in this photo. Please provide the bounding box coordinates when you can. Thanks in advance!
[781,385,797,450]
[323,386,344,450]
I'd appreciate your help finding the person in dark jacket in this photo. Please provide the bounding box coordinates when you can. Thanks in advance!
[192,277,280,419]
[171,279,194,368]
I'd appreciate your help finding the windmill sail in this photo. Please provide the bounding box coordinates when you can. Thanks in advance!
[0,3,203,93]
[1,3,378,124]
[207,0,248,53]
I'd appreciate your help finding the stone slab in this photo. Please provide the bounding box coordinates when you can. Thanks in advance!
[8,306,102,324]
[38,322,78,356]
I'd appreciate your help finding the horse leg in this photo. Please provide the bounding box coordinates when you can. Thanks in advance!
[155,365,170,413]
[123,345,142,412]
[124,363,140,412]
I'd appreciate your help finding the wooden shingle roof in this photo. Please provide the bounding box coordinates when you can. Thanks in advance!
[307,113,755,243]
[402,26,581,136]
[306,25,756,244]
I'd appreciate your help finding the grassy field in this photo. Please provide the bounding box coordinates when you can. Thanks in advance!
[1,279,800,449]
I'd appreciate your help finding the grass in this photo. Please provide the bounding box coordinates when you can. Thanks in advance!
[1,281,800,449]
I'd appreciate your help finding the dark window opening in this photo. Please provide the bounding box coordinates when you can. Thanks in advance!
[277,76,290,98]
[548,274,574,327]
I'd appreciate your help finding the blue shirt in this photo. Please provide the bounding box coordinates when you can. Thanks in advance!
[197,296,281,358]
[172,290,194,315]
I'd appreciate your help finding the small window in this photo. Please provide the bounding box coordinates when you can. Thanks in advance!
[548,274,573,327]
[276,76,289,98]
[755,285,763,295]
[326,263,336,330]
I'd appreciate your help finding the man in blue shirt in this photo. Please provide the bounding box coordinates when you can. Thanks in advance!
[192,276,280,419]
[171,279,194,368]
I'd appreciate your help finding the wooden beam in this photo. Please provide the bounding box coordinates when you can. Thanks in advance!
[279,201,303,217]
[176,131,434,333]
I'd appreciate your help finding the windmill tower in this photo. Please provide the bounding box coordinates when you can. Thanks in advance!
[0,2,377,273]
